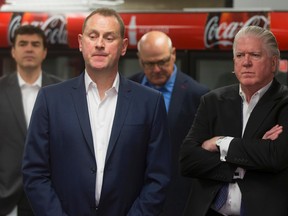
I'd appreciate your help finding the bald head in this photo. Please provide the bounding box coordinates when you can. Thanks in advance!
[137,31,173,58]
[136,31,176,87]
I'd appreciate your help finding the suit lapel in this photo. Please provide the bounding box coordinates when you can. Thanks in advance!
[70,74,95,157]
[4,72,59,137]
[167,71,186,127]
[105,75,132,163]
[221,85,243,137]
[243,80,281,138]
[5,73,27,135]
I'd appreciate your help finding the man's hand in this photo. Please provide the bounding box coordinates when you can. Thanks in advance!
[202,136,223,152]
[262,124,283,140]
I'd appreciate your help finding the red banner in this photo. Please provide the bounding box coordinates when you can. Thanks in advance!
[270,12,288,51]
[1,11,288,51]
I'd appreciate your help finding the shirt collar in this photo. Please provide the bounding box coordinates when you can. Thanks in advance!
[17,72,42,88]
[142,64,177,92]
[239,80,273,101]
[84,70,119,94]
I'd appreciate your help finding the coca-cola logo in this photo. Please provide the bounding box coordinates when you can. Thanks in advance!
[40,15,67,45]
[8,14,67,46]
[8,14,22,43]
[204,14,269,49]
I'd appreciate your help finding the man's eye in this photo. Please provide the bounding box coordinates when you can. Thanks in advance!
[157,61,165,66]
[252,53,260,58]
[106,37,114,41]
[89,34,96,39]
[32,43,41,47]
[236,53,243,58]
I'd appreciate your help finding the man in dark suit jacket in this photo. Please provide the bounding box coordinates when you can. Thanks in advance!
[180,26,288,216]
[130,31,209,216]
[0,25,61,216]
[22,8,171,216]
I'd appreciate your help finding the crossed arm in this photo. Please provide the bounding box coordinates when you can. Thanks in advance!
[202,124,283,152]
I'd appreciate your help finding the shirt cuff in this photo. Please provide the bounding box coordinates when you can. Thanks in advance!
[216,136,234,161]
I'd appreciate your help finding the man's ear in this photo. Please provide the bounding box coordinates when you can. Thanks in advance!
[11,47,15,58]
[271,56,278,73]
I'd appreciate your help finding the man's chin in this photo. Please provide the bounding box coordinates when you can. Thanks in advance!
[22,65,38,71]
[151,80,166,87]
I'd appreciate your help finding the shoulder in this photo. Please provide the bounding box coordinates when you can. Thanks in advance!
[0,72,16,81]
[120,76,163,108]
[121,77,166,114]
[123,76,161,96]
[203,84,238,100]
[41,75,81,94]
[0,73,17,88]
[176,71,209,93]
[42,72,63,84]
[0,74,9,84]
[272,79,288,102]
[128,72,144,83]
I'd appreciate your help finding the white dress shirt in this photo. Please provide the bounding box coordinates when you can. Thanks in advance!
[18,72,42,127]
[85,71,118,206]
[216,81,272,216]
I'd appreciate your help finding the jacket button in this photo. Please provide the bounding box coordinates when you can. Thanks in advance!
[90,168,96,174]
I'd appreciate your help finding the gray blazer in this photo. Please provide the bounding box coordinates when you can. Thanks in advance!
[0,72,61,215]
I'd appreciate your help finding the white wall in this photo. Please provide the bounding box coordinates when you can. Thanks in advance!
[234,0,288,10]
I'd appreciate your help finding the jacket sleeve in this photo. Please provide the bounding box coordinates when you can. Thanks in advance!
[127,93,171,216]
[179,95,236,183]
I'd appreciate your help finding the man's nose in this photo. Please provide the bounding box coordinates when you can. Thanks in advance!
[242,54,252,67]
[95,37,104,48]
[151,63,162,72]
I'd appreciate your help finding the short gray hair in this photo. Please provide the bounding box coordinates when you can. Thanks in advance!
[233,26,280,60]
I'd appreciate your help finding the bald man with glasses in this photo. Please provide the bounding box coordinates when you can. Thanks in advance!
[129,30,209,216]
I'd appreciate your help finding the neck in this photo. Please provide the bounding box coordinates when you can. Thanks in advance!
[18,68,41,84]
[87,70,117,100]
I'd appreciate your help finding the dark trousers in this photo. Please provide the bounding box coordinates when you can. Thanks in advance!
[206,208,241,216]
[206,208,225,216]
[17,194,34,216]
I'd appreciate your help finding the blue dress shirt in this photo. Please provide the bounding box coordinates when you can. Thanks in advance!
[141,64,177,112]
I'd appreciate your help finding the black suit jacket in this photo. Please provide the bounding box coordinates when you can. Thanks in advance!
[130,70,209,216]
[180,79,288,216]
[0,72,61,215]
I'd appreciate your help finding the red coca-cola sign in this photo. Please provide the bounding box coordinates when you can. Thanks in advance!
[204,12,269,49]
[5,12,68,48]
[0,11,288,51]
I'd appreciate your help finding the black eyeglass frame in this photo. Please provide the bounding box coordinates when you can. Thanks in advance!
[141,55,171,69]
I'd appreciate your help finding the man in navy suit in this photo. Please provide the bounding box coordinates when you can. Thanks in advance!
[129,31,209,216]
[180,26,288,216]
[22,8,171,216]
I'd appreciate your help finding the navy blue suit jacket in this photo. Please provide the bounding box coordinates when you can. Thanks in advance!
[129,70,209,216]
[22,73,171,216]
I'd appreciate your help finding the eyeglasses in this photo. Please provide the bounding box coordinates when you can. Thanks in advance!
[141,55,171,70]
